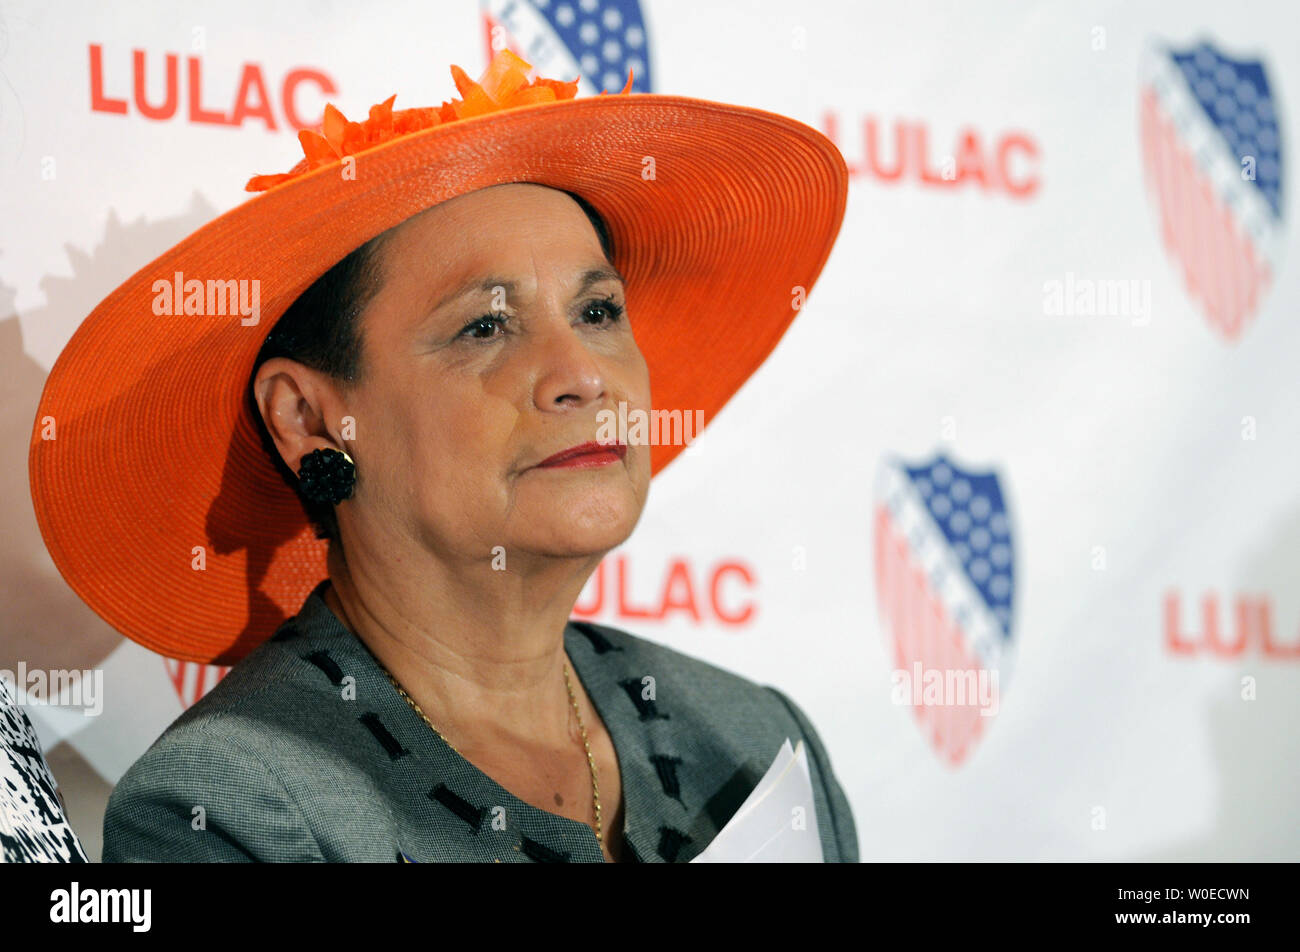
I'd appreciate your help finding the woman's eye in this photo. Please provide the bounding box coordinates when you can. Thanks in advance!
[583,296,625,326]
[459,313,507,339]
[458,297,623,340]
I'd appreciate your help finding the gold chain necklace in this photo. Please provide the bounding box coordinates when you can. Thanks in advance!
[379,661,603,845]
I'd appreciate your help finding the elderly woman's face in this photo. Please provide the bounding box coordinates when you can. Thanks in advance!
[343,183,651,563]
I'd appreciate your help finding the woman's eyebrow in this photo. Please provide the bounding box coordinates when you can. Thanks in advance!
[426,265,626,316]
[574,265,627,294]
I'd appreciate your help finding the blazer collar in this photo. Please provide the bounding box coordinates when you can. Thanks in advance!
[285,581,698,863]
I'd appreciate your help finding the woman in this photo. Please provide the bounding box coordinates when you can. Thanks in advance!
[30,50,856,862]
[1,678,88,862]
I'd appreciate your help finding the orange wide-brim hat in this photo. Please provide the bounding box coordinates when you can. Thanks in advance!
[28,49,848,665]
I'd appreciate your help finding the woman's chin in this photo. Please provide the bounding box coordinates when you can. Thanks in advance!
[509,491,643,557]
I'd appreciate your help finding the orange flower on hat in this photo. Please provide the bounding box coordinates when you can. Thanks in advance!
[245,49,634,192]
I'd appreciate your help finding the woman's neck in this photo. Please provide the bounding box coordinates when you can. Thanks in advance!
[321,530,604,751]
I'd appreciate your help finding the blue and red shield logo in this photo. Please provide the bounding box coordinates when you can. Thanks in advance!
[1139,39,1284,341]
[873,453,1015,766]
[481,0,653,95]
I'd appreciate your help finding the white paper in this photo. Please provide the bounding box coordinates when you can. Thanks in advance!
[690,738,824,862]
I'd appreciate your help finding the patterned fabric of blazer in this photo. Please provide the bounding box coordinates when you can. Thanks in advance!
[103,582,858,863]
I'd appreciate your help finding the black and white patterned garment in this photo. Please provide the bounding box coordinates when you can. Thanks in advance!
[0,679,88,862]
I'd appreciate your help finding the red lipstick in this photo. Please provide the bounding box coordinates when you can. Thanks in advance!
[534,441,627,469]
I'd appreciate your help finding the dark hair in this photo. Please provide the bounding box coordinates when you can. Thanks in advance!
[248,188,616,542]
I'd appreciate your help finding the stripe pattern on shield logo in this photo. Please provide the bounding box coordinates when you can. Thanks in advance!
[163,659,230,710]
[873,453,1015,766]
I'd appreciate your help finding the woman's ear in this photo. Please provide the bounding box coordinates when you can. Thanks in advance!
[252,357,346,474]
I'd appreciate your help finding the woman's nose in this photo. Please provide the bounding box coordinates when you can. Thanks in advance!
[530,318,607,411]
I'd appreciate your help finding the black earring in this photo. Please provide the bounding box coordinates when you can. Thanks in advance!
[297,447,356,506]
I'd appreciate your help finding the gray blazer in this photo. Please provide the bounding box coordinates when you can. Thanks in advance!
[103,584,858,862]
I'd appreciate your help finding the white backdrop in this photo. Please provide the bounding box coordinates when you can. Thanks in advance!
[2,0,1297,861]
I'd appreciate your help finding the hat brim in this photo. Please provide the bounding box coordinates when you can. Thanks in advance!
[28,94,848,664]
